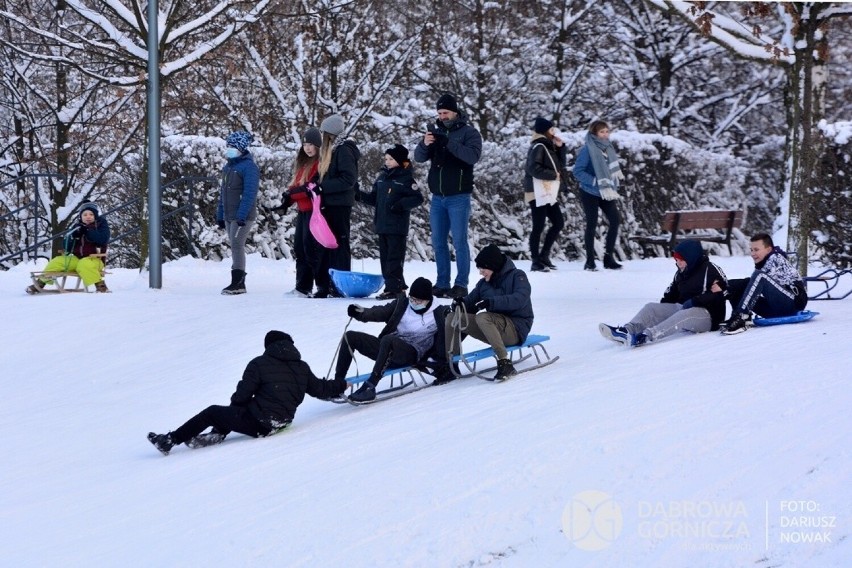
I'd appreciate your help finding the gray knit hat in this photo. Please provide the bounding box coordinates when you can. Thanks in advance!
[320,114,345,136]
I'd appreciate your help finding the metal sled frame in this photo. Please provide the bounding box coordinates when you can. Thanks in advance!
[447,306,558,381]
[805,268,851,300]
[333,366,434,405]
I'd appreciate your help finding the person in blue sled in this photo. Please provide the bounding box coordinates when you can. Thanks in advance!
[599,239,727,347]
[717,233,808,335]
[147,331,346,456]
[336,277,448,403]
[444,244,534,382]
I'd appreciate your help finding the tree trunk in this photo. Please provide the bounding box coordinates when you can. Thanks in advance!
[783,6,828,274]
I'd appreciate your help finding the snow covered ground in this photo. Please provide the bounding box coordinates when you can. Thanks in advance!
[1,253,849,567]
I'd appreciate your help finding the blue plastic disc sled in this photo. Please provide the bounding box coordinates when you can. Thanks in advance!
[752,310,819,327]
[330,269,384,298]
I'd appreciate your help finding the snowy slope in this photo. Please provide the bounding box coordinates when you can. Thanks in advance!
[1,255,849,567]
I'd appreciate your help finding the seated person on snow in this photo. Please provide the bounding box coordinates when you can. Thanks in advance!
[339,277,448,403]
[148,331,346,456]
[717,232,808,335]
[600,239,727,347]
[445,244,534,382]
[27,201,111,294]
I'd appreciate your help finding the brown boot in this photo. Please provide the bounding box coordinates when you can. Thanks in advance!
[26,280,46,295]
[95,281,110,293]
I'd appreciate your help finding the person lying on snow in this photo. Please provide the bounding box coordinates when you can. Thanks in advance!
[444,244,534,382]
[599,239,727,347]
[716,232,808,335]
[147,331,346,455]
[338,277,449,402]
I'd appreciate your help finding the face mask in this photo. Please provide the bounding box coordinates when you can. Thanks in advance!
[225,147,241,159]
[409,299,428,312]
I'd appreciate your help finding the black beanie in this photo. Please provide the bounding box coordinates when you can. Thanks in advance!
[265,330,292,348]
[475,244,506,272]
[533,116,554,135]
[385,144,409,166]
[408,277,433,301]
[436,93,460,113]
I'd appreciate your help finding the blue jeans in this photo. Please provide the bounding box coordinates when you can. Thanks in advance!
[430,194,471,289]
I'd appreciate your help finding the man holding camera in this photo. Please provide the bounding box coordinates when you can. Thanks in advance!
[414,93,483,300]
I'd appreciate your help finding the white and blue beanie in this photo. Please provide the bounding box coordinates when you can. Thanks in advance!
[226,130,253,152]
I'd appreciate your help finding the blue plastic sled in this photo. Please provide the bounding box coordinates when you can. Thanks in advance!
[330,269,384,298]
[753,310,819,327]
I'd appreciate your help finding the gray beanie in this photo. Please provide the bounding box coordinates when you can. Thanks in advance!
[320,114,345,137]
[303,127,322,148]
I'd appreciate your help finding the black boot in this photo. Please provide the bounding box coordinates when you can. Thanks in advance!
[147,432,175,456]
[222,269,246,295]
[603,254,622,270]
[494,359,517,382]
[348,382,377,403]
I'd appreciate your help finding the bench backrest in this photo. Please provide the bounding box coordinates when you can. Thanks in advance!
[661,210,743,232]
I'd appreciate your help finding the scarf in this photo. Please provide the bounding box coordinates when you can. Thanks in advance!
[585,132,624,200]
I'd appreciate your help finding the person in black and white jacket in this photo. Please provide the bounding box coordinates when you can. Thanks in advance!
[719,233,808,335]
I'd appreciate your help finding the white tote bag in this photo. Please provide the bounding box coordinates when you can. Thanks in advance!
[531,144,559,206]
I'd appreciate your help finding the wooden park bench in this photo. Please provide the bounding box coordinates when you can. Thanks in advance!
[630,209,744,257]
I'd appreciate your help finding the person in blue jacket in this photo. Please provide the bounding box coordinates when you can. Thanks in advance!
[599,240,727,347]
[216,130,260,295]
[357,144,424,299]
[445,244,534,382]
[572,120,624,271]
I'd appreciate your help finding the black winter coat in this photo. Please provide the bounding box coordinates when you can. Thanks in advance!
[661,242,727,330]
[413,113,482,197]
[523,135,567,193]
[358,165,423,235]
[462,258,534,342]
[319,140,361,207]
[230,339,346,427]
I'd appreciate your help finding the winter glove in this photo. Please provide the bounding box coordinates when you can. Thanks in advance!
[474,299,490,313]
[72,224,87,238]
[237,219,246,227]
[451,297,465,311]
[307,182,321,195]
[681,299,694,310]
[289,184,308,196]
[217,219,226,230]
[347,304,364,319]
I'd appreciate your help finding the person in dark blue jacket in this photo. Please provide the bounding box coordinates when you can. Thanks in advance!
[147,331,346,456]
[216,130,260,295]
[599,240,727,347]
[445,244,534,381]
[357,144,424,299]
